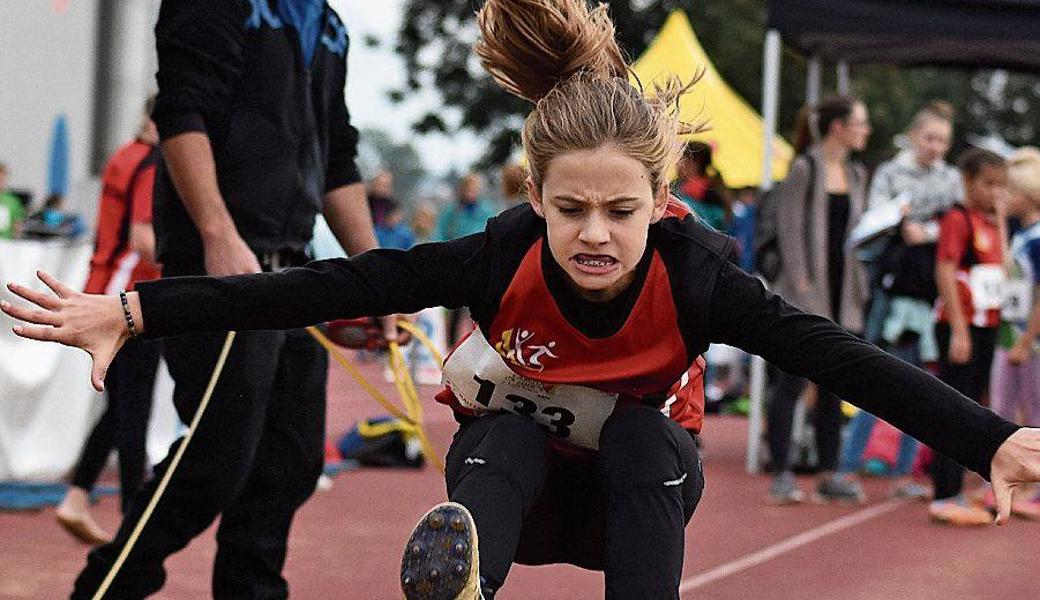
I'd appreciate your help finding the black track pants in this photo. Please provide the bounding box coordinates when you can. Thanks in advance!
[445,406,703,599]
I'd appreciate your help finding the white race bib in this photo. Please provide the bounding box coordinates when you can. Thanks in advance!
[969,264,1007,311]
[1002,278,1033,323]
[442,330,618,450]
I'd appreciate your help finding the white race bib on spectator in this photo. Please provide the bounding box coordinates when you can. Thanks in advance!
[1002,278,1033,323]
[969,264,1007,310]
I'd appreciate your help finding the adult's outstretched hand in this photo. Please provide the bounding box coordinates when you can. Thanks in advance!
[990,428,1040,525]
[1,270,130,392]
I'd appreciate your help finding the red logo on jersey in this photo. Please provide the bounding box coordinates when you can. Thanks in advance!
[494,328,558,372]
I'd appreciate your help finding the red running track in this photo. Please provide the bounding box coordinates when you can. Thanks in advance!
[1,356,1038,599]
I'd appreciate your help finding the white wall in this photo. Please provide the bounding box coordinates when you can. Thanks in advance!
[0,1,100,206]
[0,0,160,215]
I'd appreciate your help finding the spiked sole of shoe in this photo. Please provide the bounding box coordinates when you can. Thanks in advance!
[401,502,481,600]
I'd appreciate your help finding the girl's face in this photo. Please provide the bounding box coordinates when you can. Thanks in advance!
[910,118,952,168]
[833,103,871,152]
[963,164,1008,213]
[529,146,668,303]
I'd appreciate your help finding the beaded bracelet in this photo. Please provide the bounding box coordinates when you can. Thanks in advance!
[119,290,139,338]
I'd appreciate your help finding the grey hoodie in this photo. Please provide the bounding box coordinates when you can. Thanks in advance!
[867,150,963,241]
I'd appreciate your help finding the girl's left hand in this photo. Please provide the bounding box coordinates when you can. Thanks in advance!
[990,428,1040,525]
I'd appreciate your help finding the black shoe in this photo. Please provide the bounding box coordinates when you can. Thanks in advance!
[401,502,482,600]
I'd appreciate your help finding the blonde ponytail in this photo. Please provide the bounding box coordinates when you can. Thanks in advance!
[475,0,704,192]
[475,0,626,103]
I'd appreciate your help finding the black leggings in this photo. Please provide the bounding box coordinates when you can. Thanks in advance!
[445,407,703,600]
[931,323,998,500]
[70,338,161,513]
[766,369,842,473]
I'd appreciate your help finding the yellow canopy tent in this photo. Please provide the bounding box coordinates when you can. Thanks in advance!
[632,11,792,188]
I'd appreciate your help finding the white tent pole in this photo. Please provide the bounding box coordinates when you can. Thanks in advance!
[806,55,822,105]
[748,29,782,475]
[837,61,851,94]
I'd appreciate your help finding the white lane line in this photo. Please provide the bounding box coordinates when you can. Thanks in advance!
[679,500,904,595]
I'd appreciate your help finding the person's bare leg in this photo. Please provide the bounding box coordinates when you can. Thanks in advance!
[56,487,112,545]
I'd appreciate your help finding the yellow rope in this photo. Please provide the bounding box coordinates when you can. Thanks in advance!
[306,326,415,425]
[92,331,237,600]
[307,324,444,473]
[396,319,445,366]
[389,341,445,473]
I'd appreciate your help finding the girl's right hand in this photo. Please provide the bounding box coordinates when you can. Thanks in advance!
[1,271,129,392]
[949,327,972,365]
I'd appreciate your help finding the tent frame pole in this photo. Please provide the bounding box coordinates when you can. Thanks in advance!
[837,61,851,94]
[806,55,822,105]
[748,28,782,474]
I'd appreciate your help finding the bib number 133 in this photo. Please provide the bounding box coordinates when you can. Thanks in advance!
[472,375,576,438]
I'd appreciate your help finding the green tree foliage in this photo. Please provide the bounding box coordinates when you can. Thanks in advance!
[393,0,1039,171]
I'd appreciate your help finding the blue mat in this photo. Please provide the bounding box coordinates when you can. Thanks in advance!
[0,482,117,511]
[1,463,356,511]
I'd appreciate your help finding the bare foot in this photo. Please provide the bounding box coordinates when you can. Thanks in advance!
[55,488,112,545]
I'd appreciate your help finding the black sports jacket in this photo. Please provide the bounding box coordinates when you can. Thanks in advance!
[151,0,361,262]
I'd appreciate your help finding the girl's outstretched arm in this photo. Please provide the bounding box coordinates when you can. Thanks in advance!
[708,261,1020,480]
[2,233,489,390]
[708,262,1040,523]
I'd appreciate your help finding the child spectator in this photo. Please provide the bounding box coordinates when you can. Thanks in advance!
[436,173,497,343]
[929,148,1009,525]
[410,200,438,244]
[987,147,1040,518]
[375,203,416,250]
[673,141,730,233]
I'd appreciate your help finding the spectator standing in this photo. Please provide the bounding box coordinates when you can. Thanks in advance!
[673,141,730,232]
[730,187,758,274]
[436,173,497,343]
[368,169,397,227]
[55,103,163,545]
[435,173,497,242]
[69,2,382,598]
[928,148,1009,526]
[987,147,1040,518]
[410,200,438,244]
[767,95,871,504]
[840,103,961,498]
[375,203,416,250]
[0,163,26,239]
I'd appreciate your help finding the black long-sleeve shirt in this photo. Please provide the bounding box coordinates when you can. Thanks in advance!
[137,205,1019,478]
[151,0,361,262]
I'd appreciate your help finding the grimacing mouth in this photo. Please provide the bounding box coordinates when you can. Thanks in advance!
[571,254,619,268]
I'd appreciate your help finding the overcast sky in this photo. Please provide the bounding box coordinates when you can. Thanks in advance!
[330,0,483,175]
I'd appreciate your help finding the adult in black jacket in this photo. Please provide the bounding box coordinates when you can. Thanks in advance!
[61,1,378,597]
